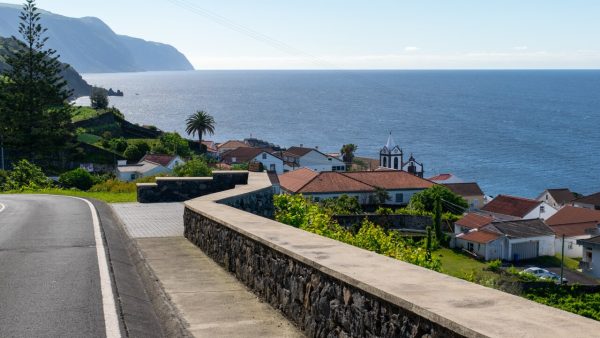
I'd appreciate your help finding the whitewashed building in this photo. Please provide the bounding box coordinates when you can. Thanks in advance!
[275,146,346,172]
[481,195,558,221]
[578,235,600,278]
[546,206,600,258]
[116,154,184,182]
[221,147,284,174]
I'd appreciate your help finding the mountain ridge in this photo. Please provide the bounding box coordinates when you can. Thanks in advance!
[0,3,194,73]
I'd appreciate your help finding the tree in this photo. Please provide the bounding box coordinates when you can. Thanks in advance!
[90,87,109,109]
[374,187,390,205]
[340,144,357,164]
[173,156,212,177]
[433,195,443,240]
[0,0,73,161]
[152,132,191,157]
[123,141,150,162]
[408,185,468,215]
[185,110,215,152]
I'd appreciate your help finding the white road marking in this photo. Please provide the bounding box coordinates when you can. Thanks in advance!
[0,203,5,213]
[71,197,122,338]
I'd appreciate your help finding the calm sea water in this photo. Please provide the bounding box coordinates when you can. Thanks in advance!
[77,70,600,198]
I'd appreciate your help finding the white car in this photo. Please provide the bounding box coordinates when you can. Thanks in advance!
[521,267,567,283]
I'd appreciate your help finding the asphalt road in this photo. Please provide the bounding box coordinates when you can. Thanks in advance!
[0,195,119,338]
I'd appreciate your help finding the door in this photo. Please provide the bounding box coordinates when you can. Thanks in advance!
[511,241,539,261]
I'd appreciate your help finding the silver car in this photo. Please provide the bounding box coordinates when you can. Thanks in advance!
[522,267,568,283]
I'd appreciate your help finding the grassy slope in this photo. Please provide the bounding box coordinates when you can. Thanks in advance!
[2,189,136,203]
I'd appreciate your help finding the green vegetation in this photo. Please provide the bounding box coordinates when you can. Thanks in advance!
[0,159,52,190]
[185,110,216,152]
[340,144,357,163]
[409,185,468,214]
[173,156,212,177]
[123,141,151,162]
[0,0,73,163]
[274,194,441,271]
[90,86,109,109]
[4,188,136,203]
[523,286,600,321]
[58,168,97,191]
[151,132,191,157]
[77,133,102,144]
[319,194,362,215]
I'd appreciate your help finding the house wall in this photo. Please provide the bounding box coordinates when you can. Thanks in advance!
[299,150,346,172]
[166,156,184,170]
[485,239,504,261]
[573,202,598,210]
[464,195,485,210]
[253,153,284,174]
[523,202,557,220]
[117,165,170,182]
[455,237,487,257]
[554,235,589,258]
[538,191,562,209]
[506,235,555,261]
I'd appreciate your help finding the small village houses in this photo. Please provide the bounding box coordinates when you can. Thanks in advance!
[116,154,184,182]
[481,195,557,220]
[578,235,600,278]
[275,146,346,172]
[546,206,600,258]
[536,188,576,209]
[572,192,600,210]
[221,147,284,174]
[443,182,485,210]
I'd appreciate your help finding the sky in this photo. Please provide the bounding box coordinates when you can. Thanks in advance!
[2,0,600,69]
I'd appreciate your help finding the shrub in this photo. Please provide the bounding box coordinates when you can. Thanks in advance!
[320,194,362,215]
[109,137,128,153]
[487,259,502,272]
[0,170,9,190]
[173,156,212,177]
[151,132,191,157]
[408,185,468,215]
[231,163,249,170]
[2,159,51,190]
[59,168,96,191]
[123,141,150,161]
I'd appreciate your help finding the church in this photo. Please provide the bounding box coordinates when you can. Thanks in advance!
[379,133,424,177]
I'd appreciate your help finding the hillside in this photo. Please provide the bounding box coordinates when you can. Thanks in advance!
[0,36,91,98]
[0,3,194,73]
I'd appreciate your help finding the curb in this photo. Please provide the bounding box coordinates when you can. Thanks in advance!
[104,204,193,338]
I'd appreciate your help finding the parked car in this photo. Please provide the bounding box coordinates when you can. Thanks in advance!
[521,267,568,283]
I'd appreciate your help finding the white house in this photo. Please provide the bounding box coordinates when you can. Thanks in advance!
[578,235,600,278]
[536,188,576,210]
[221,147,284,174]
[278,168,434,205]
[571,192,600,210]
[481,195,557,220]
[546,206,600,258]
[276,146,346,172]
[455,219,556,261]
[116,154,184,182]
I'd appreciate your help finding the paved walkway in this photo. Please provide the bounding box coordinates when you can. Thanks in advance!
[111,203,302,338]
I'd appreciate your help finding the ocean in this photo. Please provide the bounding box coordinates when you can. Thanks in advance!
[76,70,600,198]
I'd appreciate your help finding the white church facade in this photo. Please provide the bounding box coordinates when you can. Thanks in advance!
[379,133,425,178]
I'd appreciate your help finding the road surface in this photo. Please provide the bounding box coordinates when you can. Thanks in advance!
[0,195,120,338]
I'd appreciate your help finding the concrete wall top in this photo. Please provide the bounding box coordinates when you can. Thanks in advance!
[156,177,213,182]
[184,172,600,338]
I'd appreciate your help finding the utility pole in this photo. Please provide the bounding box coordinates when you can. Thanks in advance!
[560,234,565,284]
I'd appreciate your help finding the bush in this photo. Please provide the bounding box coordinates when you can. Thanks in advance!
[151,132,191,157]
[408,185,468,215]
[487,259,502,272]
[123,141,150,162]
[0,170,9,190]
[91,87,109,109]
[320,194,362,215]
[2,159,51,190]
[59,168,96,191]
[173,156,212,177]
[109,137,128,153]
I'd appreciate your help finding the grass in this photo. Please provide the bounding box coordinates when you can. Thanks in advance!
[2,188,136,203]
[77,133,102,144]
[435,248,496,279]
[520,254,581,271]
[71,106,103,123]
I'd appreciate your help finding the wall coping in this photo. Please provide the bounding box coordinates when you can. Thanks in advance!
[185,172,600,338]
[156,177,213,182]
[136,183,158,187]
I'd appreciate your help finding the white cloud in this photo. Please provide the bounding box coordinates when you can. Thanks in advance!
[404,46,419,52]
[513,46,529,51]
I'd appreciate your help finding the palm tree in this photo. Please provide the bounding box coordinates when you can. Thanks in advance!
[185,110,216,153]
[340,144,357,163]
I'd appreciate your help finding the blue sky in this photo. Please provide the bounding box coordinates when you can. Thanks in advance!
[3,0,600,69]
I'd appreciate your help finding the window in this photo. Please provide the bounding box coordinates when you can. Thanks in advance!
[540,205,545,213]
[393,157,399,169]
[383,157,387,167]
[313,197,320,202]
[568,242,573,250]
[262,153,267,159]
[467,242,474,252]
[395,193,404,203]
[269,164,276,171]
[130,174,136,180]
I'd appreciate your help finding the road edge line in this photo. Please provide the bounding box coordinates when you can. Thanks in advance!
[0,203,5,213]
[74,197,122,338]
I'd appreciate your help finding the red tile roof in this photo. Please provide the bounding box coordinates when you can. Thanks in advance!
[443,183,484,197]
[286,146,314,157]
[278,170,433,194]
[481,195,542,218]
[221,147,266,164]
[573,192,600,207]
[140,154,176,167]
[428,173,453,181]
[458,230,501,244]
[456,213,494,229]
[217,140,249,150]
[278,168,320,193]
[545,206,600,237]
[344,171,434,190]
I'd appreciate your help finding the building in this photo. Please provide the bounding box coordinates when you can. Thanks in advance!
[428,173,465,184]
[546,206,600,257]
[278,169,433,205]
[481,195,557,220]
[201,140,219,158]
[216,140,250,155]
[536,188,576,209]
[221,147,284,174]
[379,133,424,177]
[572,192,600,210]
[455,219,556,261]
[275,146,346,172]
[443,182,485,210]
[453,213,493,233]
[116,154,184,182]
[578,235,600,278]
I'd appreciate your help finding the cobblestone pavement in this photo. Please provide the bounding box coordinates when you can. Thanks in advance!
[110,202,184,238]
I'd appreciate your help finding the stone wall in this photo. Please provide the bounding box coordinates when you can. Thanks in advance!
[333,214,432,232]
[218,187,274,218]
[137,171,248,203]
[184,209,462,338]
